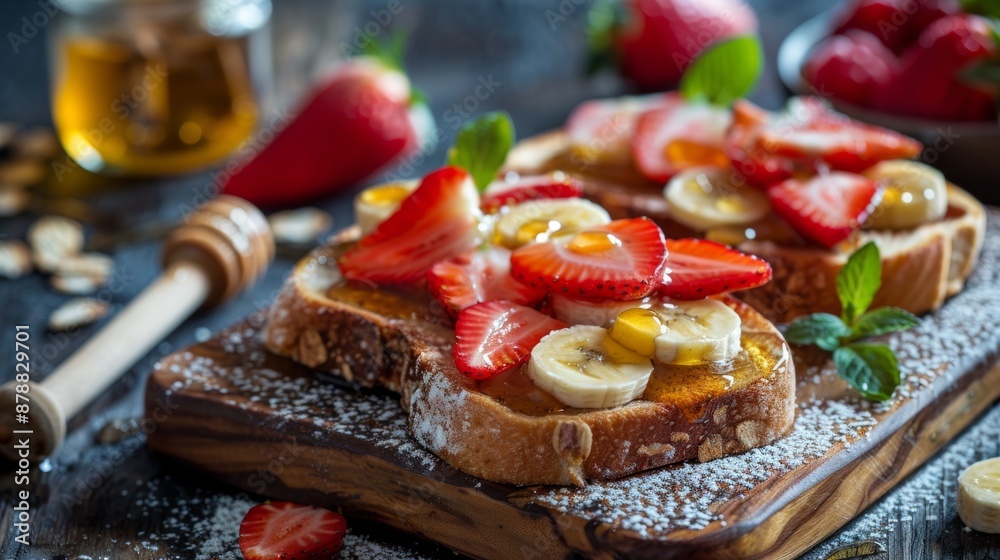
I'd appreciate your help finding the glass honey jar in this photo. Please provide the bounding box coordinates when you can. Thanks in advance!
[50,0,272,176]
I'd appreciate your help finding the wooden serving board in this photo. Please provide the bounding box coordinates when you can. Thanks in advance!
[146,212,1000,560]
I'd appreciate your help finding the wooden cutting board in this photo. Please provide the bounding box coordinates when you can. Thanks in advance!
[145,213,1000,560]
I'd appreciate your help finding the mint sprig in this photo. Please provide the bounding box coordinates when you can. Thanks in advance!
[446,111,515,192]
[680,35,764,107]
[785,241,918,402]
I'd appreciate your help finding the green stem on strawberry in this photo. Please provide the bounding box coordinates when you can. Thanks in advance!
[784,241,918,402]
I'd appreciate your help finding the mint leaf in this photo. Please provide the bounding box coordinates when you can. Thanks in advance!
[680,35,763,107]
[837,241,881,326]
[960,0,1000,19]
[785,313,852,351]
[852,307,919,339]
[446,112,515,192]
[833,343,900,402]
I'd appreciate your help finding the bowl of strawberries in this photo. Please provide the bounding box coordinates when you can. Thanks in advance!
[779,0,1000,198]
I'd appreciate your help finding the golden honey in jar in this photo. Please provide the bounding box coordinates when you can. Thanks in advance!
[50,0,271,175]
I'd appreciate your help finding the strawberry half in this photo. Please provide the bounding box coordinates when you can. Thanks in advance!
[631,93,732,183]
[768,172,882,248]
[453,300,568,380]
[481,173,584,213]
[725,100,794,188]
[510,217,667,300]
[659,238,772,300]
[239,501,347,560]
[427,246,547,318]
[340,166,480,285]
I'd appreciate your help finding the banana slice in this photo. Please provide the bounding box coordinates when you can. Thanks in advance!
[664,166,771,231]
[493,198,610,249]
[958,457,1000,534]
[641,299,741,365]
[528,325,653,409]
[550,294,655,327]
[863,160,947,231]
[354,180,418,235]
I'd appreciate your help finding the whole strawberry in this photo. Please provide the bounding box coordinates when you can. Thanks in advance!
[869,14,997,121]
[590,0,757,91]
[804,30,899,106]
[833,0,959,52]
[222,43,430,207]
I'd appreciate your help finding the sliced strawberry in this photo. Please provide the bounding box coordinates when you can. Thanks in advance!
[481,173,584,213]
[768,172,882,248]
[239,501,346,560]
[340,166,480,285]
[454,301,568,380]
[632,93,732,183]
[565,95,668,163]
[725,100,794,188]
[659,238,772,299]
[727,98,921,185]
[753,97,922,173]
[427,246,547,318]
[510,217,667,300]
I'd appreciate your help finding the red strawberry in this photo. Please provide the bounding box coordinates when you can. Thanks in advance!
[631,93,732,183]
[870,15,996,121]
[564,95,669,163]
[803,31,899,106]
[453,301,568,380]
[768,172,882,248]
[427,246,547,318]
[725,100,795,188]
[239,501,346,560]
[223,57,428,207]
[833,0,959,52]
[613,0,758,91]
[481,173,584,213]
[340,166,480,285]
[748,97,921,174]
[510,217,667,300]
[659,238,772,299]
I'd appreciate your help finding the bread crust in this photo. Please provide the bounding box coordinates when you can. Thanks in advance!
[505,130,987,322]
[264,229,796,486]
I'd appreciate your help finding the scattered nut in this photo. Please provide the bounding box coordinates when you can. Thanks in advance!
[0,188,29,217]
[28,215,84,273]
[51,274,106,295]
[56,252,113,278]
[268,207,332,245]
[13,128,60,159]
[0,240,32,279]
[0,158,47,186]
[48,298,109,331]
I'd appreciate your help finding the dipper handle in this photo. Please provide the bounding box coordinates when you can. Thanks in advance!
[0,196,274,460]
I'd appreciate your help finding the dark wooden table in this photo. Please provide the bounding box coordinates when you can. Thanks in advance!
[1,1,998,558]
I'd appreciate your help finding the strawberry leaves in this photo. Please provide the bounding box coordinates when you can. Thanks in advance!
[784,241,918,402]
[680,35,764,107]
[447,111,515,192]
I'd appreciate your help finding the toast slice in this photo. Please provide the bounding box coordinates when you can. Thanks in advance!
[504,130,987,322]
[264,228,796,486]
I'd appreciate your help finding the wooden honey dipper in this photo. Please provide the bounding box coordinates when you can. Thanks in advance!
[0,196,274,460]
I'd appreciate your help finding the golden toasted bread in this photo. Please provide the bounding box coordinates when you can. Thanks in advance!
[504,130,986,322]
[264,228,796,486]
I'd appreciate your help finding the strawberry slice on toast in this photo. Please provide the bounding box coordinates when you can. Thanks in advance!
[510,217,667,300]
[427,246,547,318]
[631,93,732,183]
[768,171,883,248]
[340,166,481,285]
[454,300,568,380]
[660,238,772,299]
[481,173,584,213]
